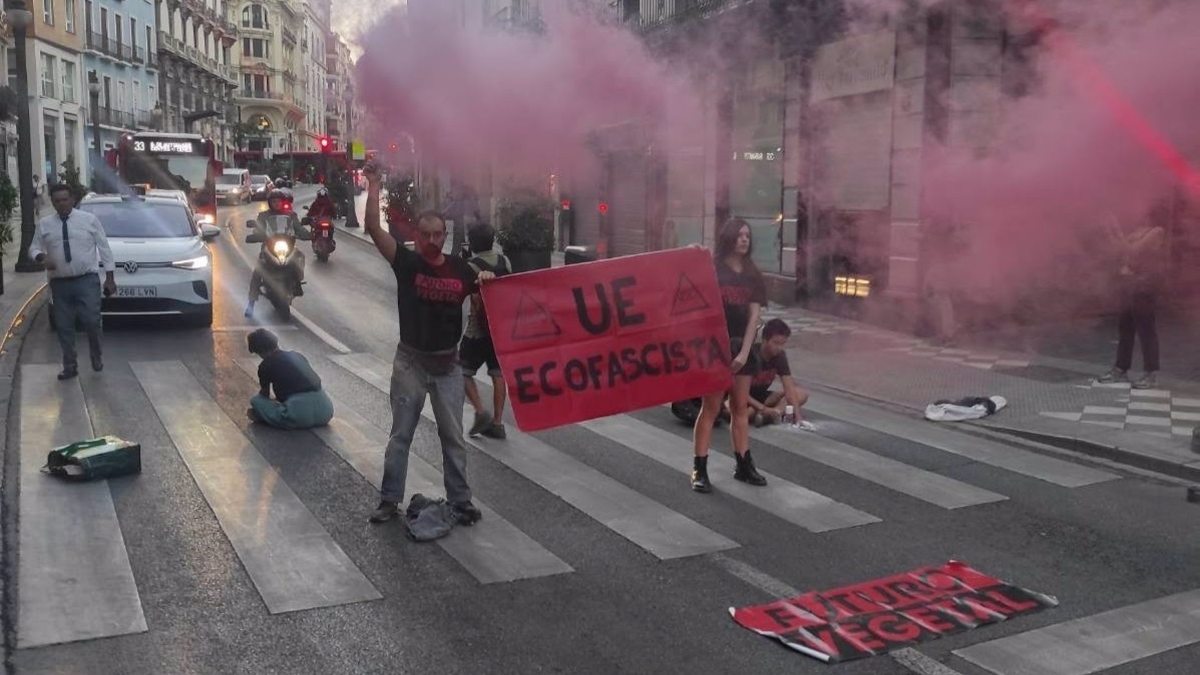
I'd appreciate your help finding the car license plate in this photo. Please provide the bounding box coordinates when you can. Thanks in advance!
[116,286,157,298]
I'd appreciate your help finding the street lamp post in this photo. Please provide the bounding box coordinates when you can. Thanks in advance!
[88,70,102,191]
[10,0,41,273]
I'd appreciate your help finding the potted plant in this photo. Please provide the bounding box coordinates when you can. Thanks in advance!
[497,192,555,273]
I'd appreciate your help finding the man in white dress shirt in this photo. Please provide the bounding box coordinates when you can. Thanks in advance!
[28,184,117,380]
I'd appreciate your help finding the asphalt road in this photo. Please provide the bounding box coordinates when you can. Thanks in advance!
[9,193,1200,675]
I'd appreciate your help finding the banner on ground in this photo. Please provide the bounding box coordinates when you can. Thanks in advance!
[481,248,731,432]
[730,561,1057,664]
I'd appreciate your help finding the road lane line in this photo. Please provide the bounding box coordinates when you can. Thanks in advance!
[132,360,381,612]
[807,395,1119,488]
[335,353,739,558]
[221,216,352,354]
[467,371,878,532]
[891,649,967,675]
[457,399,738,560]
[17,364,147,648]
[955,588,1200,675]
[710,552,801,599]
[757,426,1009,509]
[255,357,572,583]
[580,415,880,533]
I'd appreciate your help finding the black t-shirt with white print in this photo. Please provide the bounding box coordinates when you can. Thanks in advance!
[750,346,791,394]
[392,245,478,354]
[717,260,768,341]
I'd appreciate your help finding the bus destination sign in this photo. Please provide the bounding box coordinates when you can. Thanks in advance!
[133,140,200,154]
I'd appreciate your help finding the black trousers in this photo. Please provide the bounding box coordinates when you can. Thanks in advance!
[1114,291,1159,372]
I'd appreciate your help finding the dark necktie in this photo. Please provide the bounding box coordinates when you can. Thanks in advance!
[61,214,72,263]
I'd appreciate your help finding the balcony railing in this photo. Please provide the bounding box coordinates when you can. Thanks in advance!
[135,109,158,129]
[639,0,738,28]
[97,107,136,129]
[281,26,296,44]
[87,31,144,65]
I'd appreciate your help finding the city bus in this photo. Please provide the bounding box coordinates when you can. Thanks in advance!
[109,132,222,226]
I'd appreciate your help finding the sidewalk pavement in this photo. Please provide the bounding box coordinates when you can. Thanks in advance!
[759,302,1200,479]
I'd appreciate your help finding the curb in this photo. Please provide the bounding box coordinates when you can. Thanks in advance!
[803,377,1200,484]
[0,281,47,674]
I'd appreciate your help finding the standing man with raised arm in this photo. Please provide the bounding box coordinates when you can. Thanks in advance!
[360,162,497,526]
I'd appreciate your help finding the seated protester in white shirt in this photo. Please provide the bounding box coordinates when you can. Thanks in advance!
[28,184,116,380]
[747,319,814,430]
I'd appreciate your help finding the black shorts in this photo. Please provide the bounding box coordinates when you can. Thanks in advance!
[730,338,760,377]
[459,335,501,376]
[750,386,772,404]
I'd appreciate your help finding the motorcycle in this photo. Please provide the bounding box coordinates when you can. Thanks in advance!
[309,216,336,262]
[302,204,337,263]
[246,219,309,320]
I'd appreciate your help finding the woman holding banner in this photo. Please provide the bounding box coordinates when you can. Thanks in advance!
[691,219,769,492]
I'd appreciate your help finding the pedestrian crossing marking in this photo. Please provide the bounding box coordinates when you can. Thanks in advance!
[462,401,740,559]
[806,396,1118,488]
[756,426,1009,509]
[955,587,1200,675]
[580,416,880,532]
[314,355,573,582]
[327,353,739,560]
[17,364,147,648]
[133,360,381,613]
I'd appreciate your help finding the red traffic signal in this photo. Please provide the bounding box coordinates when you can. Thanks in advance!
[598,202,609,215]
[389,142,399,151]
[319,136,331,152]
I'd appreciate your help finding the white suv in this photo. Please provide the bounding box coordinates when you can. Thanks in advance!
[73,195,221,326]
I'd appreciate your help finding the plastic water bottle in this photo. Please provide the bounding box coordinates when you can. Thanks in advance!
[783,405,795,426]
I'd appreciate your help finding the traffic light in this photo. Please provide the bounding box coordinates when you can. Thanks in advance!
[319,136,331,152]
[388,142,399,152]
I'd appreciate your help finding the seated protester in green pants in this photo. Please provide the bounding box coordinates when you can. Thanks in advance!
[747,319,815,430]
[246,328,334,429]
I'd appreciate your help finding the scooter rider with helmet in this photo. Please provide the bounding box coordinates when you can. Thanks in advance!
[308,186,338,224]
[245,188,308,317]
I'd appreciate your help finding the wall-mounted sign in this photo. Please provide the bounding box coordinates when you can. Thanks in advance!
[811,30,897,102]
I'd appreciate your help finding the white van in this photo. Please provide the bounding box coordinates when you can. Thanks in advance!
[216,168,251,204]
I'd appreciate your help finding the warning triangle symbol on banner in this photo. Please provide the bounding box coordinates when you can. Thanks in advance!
[511,292,562,341]
[670,273,711,317]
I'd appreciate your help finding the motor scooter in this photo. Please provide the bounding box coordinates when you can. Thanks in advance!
[246,219,309,320]
[301,205,337,262]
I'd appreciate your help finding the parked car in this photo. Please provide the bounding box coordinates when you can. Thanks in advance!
[216,168,251,204]
[250,174,274,201]
[51,195,221,327]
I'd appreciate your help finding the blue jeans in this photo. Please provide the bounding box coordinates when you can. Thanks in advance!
[380,344,472,505]
[250,391,334,430]
[49,274,102,370]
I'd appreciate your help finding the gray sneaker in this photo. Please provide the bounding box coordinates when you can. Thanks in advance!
[1132,371,1158,390]
[482,422,507,439]
[1096,368,1128,384]
[468,411,493,438]
[369,500,399,524]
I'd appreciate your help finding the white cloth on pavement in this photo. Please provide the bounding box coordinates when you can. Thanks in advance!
[924,396,1007,422]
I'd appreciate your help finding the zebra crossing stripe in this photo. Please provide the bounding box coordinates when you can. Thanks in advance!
[17,365,147,648]
[461,402,740,559]
[757,426,1008,509]
[316,355,573,582]
[457,369,739,558]
[954,588,1200,675]
[579,416,880,532]
[132,361,381,613]
[806,396,1119,488]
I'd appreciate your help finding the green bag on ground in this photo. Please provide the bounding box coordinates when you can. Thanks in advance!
[44,436,142,481]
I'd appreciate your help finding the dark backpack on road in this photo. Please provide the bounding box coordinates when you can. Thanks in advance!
[469,254,510,334]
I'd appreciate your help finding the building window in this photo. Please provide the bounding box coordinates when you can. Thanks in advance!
[65,0,75,33]
[241,4,268,29]
[130,18,137,51]
[40,54,56,99]
[241,38,268,59]
[84,0,92,34]
[62,61,76,103]
[42,0,54,25]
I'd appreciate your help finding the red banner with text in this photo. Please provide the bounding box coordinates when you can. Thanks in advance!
[481,248,732,432]
[730,561,1057,664]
